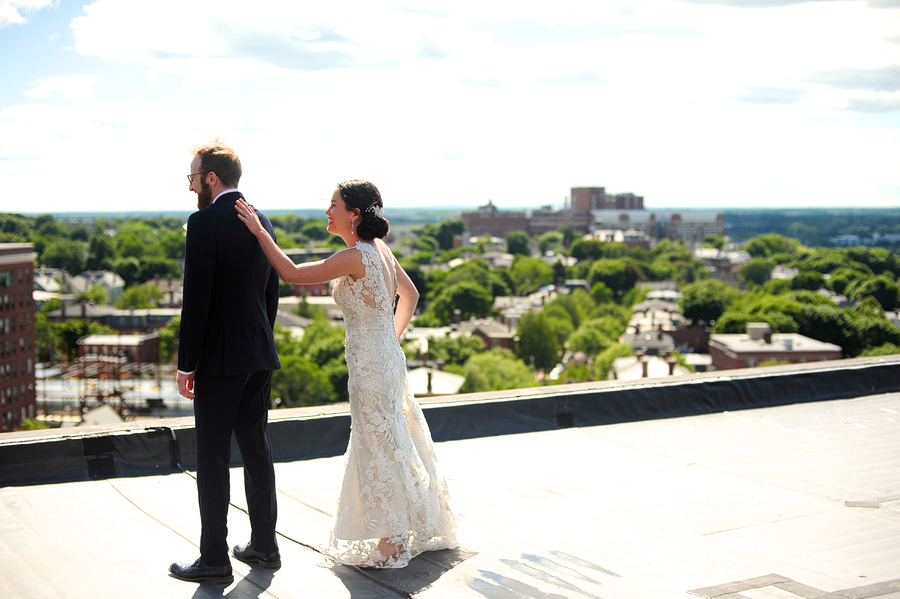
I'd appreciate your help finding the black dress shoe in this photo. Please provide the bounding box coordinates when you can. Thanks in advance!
[169,558,234,584]
[232,542,282,568]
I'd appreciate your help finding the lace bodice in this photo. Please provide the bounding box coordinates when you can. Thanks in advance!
[332,241,397,337]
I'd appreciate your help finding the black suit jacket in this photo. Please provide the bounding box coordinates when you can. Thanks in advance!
[178,191,281,379]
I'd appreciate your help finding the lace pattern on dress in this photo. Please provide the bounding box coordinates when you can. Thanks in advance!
[324,241,457,568]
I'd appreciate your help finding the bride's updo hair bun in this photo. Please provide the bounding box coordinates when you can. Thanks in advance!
[337,179,390,241]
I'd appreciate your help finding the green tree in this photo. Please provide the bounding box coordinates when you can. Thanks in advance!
[301,219,330,241]
[293,314,348,402]
[158,228,187,261]
[763,278,794,295]
[270,213,301,233]
[515,310,561,371]
[551,260,567,286]
[590,281,613,304]
[588,259,640,299]
[847,275,900,311]
[459,348,538,393]
[70,226,90,242]
[116,283,164,309]
[859,342,900,357]
[422,334,486,366]
[441,259,508,297]
[113,257,142,287]
[538,231,563,254]
[116,226,155,259]
[853,296,885,319]
[679,279,740,324]
[796,303,860,357]
[800,251,871,276]
[506,230,531,256]
[508,256,553,295]
[852,316,900,356]
[87,232,116,271]
[714,292,803,334]
[36,218,69,239]
[42,239,85,273]
[558,225,577,248]
[739,258,774,287]
[77,285,108,305]
[272,354,336,408]
[843,247,900,277]
[16,419,50,431]
[827,267,868,296]
[646,257,677,281]
[34,312,56,363]
[593,342,633,380]
[569,238,605,261]
[423,281,494,325]
[413,220,466,251]
[545,289,596,329]
[791,270,825,291]
[0,214,29,240]
[541,303,576,346]
[158,316,180,363]
[742,234,800,258]
[704,235,725,250]
[139,257,181,282]
[52,319,114,362]
[567,319,616,357]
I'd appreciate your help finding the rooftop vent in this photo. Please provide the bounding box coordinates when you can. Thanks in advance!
[747,322,771,341]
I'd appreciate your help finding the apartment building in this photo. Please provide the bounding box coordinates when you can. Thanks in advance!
[0,244,37,432]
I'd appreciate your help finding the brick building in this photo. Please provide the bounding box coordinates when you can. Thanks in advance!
[461,200,530,238]
[709,323,842,371]
[0,243,37,432]
[76,333,161,365]
[571,187,644,211]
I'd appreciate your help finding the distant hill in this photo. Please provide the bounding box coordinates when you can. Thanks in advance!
[21,207,468,225]
[19,206,900,249]
[722,208,900,247]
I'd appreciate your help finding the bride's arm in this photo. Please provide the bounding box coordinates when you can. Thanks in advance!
[393,257,419,340]
[236,199,364,284]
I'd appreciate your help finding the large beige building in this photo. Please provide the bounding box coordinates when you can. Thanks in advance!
[461,186,724,247]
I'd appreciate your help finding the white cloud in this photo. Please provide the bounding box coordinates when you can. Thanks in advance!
[0,0,55,28]
[2,0,900,213]
[24,74,103,99]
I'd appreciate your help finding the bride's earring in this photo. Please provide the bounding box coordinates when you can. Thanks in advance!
[351,220,355,235]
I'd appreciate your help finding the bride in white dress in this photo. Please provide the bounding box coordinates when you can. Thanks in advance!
[235,180,457,568]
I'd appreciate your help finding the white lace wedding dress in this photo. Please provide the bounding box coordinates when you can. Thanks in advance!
[324,239,458,568]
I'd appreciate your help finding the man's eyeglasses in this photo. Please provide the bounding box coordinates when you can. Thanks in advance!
[187,171,210,184]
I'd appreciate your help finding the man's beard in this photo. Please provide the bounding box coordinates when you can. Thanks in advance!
[196,179,213,210]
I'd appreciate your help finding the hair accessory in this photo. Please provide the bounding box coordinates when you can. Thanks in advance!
[367,205,385,218]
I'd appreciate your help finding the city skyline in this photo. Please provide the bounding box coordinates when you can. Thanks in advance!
[1,0,898,214]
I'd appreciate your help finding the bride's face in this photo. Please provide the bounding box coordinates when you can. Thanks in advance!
[325,188,355,236]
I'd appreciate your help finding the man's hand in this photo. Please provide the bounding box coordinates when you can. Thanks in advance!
[177,371,195,399]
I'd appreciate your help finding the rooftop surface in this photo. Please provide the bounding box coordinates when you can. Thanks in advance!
[710,333,843,354]
[1,359,899,598]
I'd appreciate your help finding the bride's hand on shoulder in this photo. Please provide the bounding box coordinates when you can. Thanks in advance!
[235,199,266,238]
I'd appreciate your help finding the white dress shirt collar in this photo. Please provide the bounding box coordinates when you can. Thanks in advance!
[211,188,240,205]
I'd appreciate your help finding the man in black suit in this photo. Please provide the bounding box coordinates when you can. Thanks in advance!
[169,141,282,584]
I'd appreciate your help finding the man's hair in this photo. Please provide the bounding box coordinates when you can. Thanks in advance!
[191,138,242,188]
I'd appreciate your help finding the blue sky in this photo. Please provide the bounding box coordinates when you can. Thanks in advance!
[1,0,899,214]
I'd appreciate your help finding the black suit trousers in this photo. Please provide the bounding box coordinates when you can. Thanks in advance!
[193,370,278,566]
